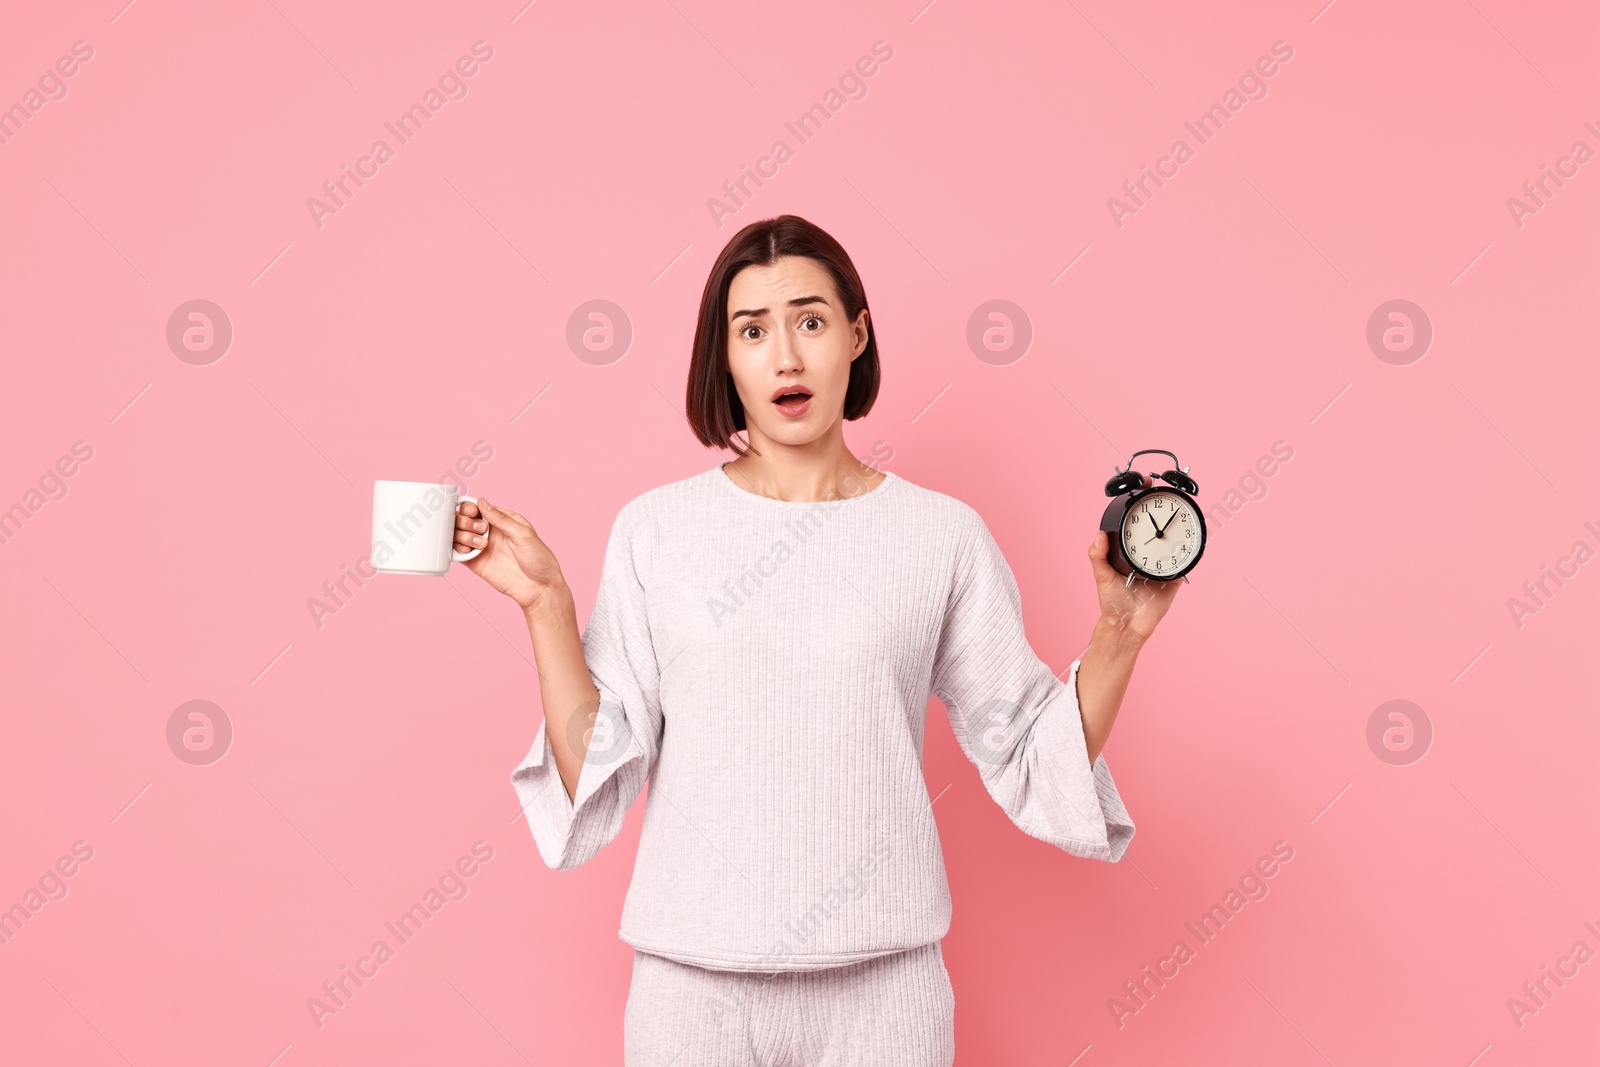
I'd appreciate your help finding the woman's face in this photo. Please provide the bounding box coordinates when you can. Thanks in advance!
[725,255,869,449]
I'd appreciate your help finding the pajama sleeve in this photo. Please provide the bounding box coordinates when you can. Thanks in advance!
[930,506,1135,862]
[510,500,664,871]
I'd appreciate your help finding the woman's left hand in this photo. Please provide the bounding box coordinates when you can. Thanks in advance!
[1087,527,1184,644]
[1076,476,1186,761]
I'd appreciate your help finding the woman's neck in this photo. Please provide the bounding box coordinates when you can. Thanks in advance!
[721,448,885,503]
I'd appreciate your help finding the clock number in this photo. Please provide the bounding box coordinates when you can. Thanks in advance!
[1152,498,1164,509]
[1154,559,1163,572]
[1131,513,1139,523]
[1186,528,1195,539]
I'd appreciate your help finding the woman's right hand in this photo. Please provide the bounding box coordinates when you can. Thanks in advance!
[455,497,565,611]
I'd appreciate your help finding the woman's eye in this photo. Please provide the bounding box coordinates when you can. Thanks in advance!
[741,325,764,340]
[800,315,824,332]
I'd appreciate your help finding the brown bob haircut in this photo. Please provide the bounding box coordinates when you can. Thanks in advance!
[685,214,881,456]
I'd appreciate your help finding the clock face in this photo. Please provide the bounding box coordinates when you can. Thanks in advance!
[1121,489,1203,578]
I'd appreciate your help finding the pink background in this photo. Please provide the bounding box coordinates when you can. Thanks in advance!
[2,0,1596,1063]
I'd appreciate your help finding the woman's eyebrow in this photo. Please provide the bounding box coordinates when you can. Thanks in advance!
[730,295,829,322]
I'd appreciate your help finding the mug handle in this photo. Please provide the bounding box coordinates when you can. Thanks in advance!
[453,495,485,563]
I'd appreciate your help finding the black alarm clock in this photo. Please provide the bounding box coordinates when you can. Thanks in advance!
[1099,449,1205,583]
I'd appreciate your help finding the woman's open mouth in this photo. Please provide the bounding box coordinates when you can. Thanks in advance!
[771,386,812,418]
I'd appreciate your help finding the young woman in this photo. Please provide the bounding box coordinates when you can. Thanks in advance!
[457,215,1181,1065]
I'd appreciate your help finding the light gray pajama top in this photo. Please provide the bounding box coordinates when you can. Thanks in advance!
[510,464,1134,972]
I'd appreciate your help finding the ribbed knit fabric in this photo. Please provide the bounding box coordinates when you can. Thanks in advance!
[510,463,1135,972]
[623,941,955,1066]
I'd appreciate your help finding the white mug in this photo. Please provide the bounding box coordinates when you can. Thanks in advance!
[371,480,483,576]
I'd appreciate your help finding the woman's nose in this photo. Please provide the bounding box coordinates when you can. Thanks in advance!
[772,333,802,369]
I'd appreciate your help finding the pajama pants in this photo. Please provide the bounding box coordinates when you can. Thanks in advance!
[623,941,955,1066]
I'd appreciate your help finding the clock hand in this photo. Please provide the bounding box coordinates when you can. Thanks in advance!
[1143,509,1168,544]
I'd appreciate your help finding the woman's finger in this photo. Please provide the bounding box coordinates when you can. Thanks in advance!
[1087,531,1120,582]
[455,510,487,533]
[478,497,518,526]
[479,498,535,540]
[489,499,533,527]
[481,498,537,534]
